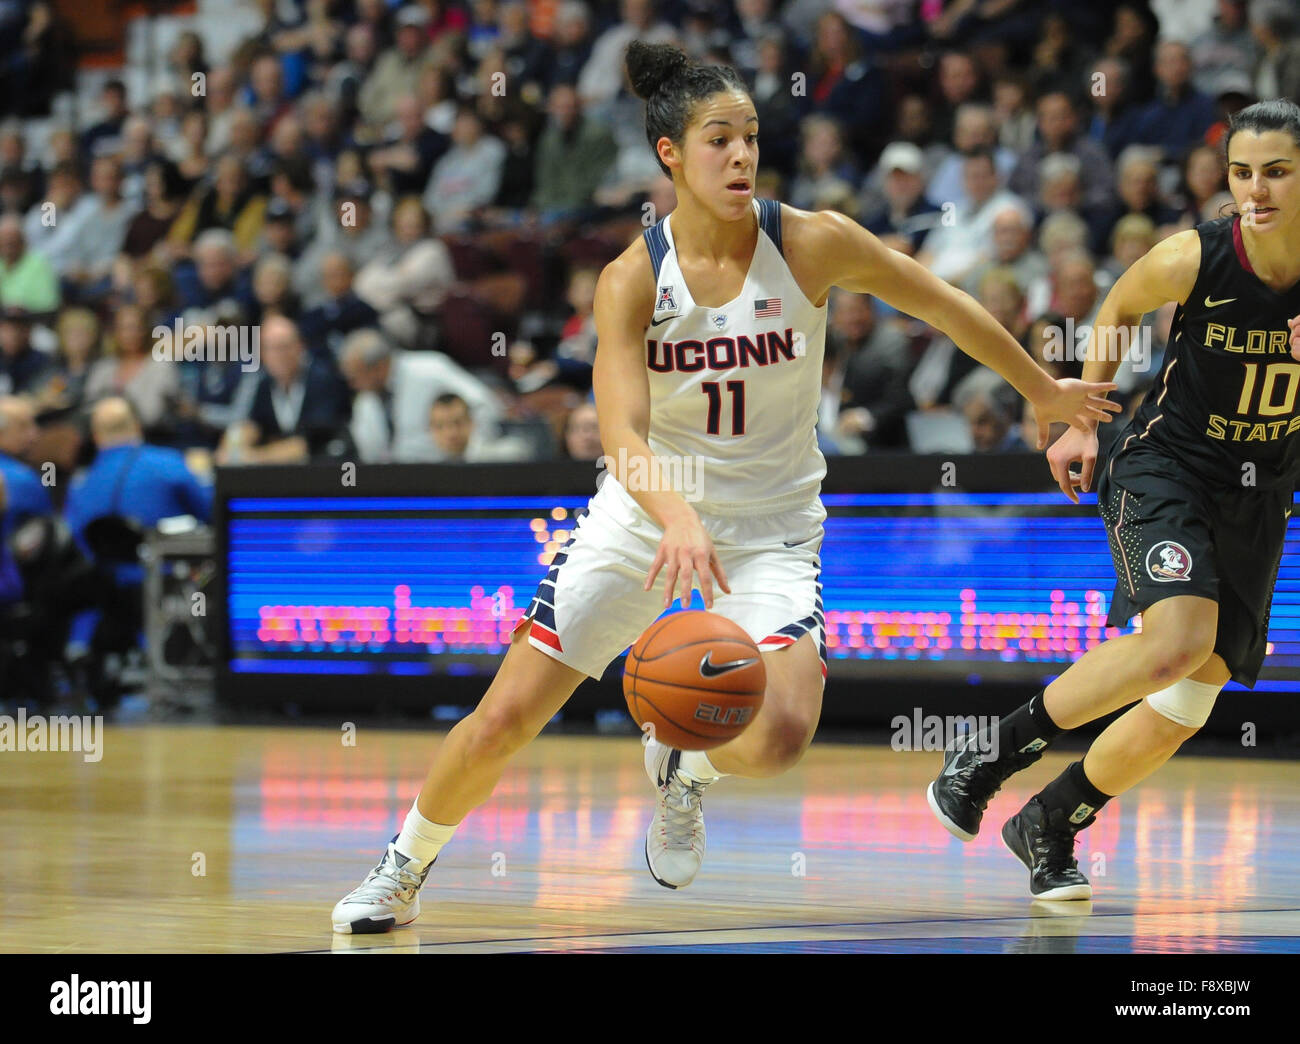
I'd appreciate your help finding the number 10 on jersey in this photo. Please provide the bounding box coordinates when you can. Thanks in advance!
[1236,362,1300,416]
[702,380,745,435]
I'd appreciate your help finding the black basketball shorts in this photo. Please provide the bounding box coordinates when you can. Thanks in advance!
[1096,443,1292,687]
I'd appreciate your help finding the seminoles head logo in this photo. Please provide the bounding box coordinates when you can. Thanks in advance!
[1146,540,1192,582]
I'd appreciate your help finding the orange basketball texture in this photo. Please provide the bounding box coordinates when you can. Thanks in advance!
[623,610,767,751]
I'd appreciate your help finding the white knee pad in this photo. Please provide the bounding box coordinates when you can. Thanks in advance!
[1145,678,1221,728]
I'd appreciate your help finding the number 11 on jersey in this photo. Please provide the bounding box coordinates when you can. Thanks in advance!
[702,380,745,435]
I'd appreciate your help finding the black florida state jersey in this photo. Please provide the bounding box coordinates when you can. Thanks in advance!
[1116,215,1300,491]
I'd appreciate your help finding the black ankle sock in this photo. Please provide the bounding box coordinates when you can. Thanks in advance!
[1036,760,1112,829]
[994,689,1065,762]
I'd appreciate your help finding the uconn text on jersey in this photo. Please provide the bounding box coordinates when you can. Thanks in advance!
[646,328,804,372]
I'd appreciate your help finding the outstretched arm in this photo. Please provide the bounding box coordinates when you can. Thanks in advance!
[1045,228,1200,501]
[804,209,1122,446]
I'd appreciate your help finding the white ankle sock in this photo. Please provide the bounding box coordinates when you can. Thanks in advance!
[677,750,725,782]
[395,802,457,865]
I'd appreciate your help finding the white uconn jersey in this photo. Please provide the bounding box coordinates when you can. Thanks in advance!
[640,197,828,515]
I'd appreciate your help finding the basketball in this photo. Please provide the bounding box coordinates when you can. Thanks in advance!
[623,610,767,750]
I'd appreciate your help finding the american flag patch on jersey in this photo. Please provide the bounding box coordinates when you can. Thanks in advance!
[753,298,781,318]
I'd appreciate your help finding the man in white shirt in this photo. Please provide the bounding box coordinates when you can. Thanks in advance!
[64,155,132,289]
[22,162,97,275]
[340,328,504,463]
[916,147,1031,286]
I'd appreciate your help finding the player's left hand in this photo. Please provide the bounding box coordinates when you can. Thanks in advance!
[1031,378,1122,449]
[1289,315,1300,361]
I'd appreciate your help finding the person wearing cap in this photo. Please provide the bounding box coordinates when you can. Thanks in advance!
[863,141,942,257]
[0,216,59,315]
[258,196,303,262]
[359,5,435,131]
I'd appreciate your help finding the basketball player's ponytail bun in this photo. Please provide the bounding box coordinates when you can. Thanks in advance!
[626,41,690,101]
[627,41,748,179]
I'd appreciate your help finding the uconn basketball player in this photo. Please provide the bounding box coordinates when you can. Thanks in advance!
[332,41,1119,933]
[929,100,1300,900]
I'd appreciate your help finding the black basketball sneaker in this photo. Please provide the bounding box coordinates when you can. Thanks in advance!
[927,731,1044,841]
[1001,798,1092,900]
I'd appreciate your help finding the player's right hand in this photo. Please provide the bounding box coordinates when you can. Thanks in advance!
[644,512,732,610]
[1046,424,1100,505]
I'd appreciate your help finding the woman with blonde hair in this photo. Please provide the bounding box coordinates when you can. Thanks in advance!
[82,303,180,434]
[33,308,103,414]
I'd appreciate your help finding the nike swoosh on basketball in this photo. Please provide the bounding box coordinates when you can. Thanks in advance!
[1204,295,1237,308]
[698,653,758,678]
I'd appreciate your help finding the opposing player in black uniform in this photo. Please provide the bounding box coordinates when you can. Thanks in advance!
[928,99,1300,899]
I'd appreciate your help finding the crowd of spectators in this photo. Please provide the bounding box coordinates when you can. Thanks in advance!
[0,0,1295,704]
[0,0,1295,536]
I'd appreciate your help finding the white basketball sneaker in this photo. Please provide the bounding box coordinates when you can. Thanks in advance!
[331,839,434,934]
[644,739,715,889]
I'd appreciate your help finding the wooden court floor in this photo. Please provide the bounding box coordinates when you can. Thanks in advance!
[3,725,1299,953]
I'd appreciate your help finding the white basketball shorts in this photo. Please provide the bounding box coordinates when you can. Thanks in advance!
[514,478,827,681]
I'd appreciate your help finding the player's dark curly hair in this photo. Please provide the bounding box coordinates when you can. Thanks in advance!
[1225,98,1300,155]
[625,40,749,178]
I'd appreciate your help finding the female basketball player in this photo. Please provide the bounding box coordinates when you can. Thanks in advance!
[929,98,1300,900]
[332,42,1119,933]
